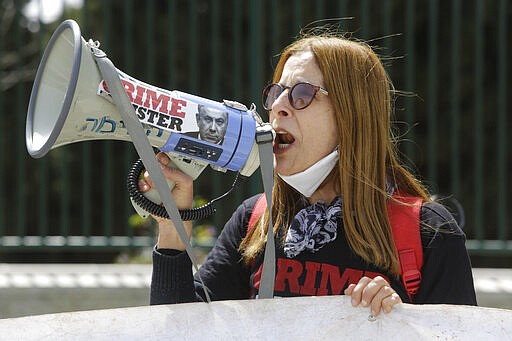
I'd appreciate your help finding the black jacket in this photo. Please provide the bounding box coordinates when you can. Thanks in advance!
[150,195,477,305]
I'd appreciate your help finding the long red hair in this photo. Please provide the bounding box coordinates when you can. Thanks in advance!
[240,34,429,277]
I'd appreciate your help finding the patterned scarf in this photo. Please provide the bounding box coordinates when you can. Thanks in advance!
[284,196,342,258]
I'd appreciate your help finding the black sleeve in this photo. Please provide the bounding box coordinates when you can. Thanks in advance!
[191,196,258,301]
[150,248,196,304]
[149,195,259,305]
[414,202,477,305]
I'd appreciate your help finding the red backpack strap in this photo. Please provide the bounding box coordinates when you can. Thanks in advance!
[249,193,423,301]
[248,194,267,233]
[247,194,268,297]
[387,194,424,302]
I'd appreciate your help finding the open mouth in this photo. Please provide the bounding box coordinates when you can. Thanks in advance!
[274,130,295,152]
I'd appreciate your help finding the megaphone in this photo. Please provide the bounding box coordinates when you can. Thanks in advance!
[26,19,263,219]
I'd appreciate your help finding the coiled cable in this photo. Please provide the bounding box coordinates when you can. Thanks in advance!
[126,158,245,221]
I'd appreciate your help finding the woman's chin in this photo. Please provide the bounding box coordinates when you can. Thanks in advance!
[275,163,300,177]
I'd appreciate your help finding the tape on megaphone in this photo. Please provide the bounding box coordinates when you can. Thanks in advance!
[26,19,263,219]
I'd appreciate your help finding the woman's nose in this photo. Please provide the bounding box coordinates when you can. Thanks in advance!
[271,89,291,117]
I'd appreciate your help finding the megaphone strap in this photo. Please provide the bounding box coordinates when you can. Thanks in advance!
[91,45,211,303]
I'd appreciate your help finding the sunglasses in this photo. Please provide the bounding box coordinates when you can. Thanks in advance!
[262,82,329,111]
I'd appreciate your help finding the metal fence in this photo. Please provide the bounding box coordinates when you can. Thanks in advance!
[0,0,510,262]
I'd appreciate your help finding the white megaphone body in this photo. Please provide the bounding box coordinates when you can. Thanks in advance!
[26,19,264,218]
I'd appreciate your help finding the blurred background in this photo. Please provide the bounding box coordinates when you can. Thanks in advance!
[0,0,510,317]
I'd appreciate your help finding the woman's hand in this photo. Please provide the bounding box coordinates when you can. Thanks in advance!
[344,276,402,316]
[138,152,194,250]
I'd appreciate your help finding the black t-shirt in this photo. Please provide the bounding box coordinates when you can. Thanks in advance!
[150,195,477,305]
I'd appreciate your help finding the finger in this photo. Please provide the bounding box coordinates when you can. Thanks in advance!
[160,166,193,186]
[361,276,389,307]
[369,285,397,316]
[138,178,150,193]
[381,292,402,314]
[156,152,170,167]
[154,153,193,186]
[344,283,356,296]
[143,164,191,188]
[349,276,372,307]
[143,170,155,189]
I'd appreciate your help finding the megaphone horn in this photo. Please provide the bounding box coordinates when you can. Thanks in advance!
[26,19,260,178]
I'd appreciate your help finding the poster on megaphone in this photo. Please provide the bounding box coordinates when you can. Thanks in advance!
[97,70,230,147]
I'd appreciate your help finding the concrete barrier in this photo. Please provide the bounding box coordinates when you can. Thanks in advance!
[0,296,511,340]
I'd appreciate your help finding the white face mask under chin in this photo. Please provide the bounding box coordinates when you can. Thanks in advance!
[278,149,339,198]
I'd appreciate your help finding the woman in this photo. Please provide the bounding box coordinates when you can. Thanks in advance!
[142,33,476,316]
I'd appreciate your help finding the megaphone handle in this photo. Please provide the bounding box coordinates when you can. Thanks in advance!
[126,157,210,220]
[92,47,211,303]
[127,154,184,219]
